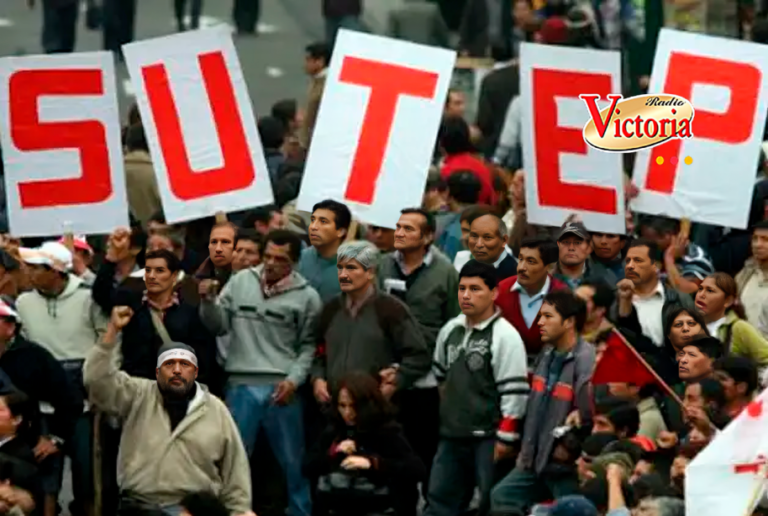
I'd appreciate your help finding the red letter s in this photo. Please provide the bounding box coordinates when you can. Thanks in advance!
[645,53,761,194]
[142,51,255,201]
[339,57,438,205]
[533,69,618,214]
[9,69,112,209]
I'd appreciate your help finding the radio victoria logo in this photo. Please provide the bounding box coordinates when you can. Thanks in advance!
[579,94,695,152]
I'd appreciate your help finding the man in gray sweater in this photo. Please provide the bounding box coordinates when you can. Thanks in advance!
[199,230,322,516]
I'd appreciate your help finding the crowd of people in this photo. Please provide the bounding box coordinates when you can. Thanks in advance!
[7,1,768,516]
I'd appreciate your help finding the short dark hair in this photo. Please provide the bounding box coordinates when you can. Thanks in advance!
[400,208,435,236]
[640,215,680,236]
[627,237,661,262]
[312,199,352,232]
[305,42,331,65]
[439,116,474,155]
[130,225,148,252]
[459,259,498,290]
[447,171,482,205]
[264,229,303,263]
[595,398,640,438]
[180,491,229,516]
[258,116,286,149]
[580,277,615,310]
[689,377,727,408]
[460,205,492,224]
[714,355,759,396]
[271,99,298,127]
[124,124,148,152]
[235,228,263,248]
[542,291,587,332]
[1,391,33,442]
[753,219,768,233]
[144,249,182,273]
[148,210,166,226]
[682,335,724,360]
[520,237,558,265]
[244,205,280,229]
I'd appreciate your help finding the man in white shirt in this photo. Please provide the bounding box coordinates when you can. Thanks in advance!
[615,238,674,347]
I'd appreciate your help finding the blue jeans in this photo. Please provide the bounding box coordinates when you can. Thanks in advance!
[424,438,495,516]
[490,466,580,515]
[226,383,311,516]
[324,15,366,47]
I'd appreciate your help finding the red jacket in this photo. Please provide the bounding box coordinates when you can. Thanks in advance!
[440,153,497,205]
[495,275,569,356]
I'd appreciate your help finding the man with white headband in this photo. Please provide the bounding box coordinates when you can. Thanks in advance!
[84,306,252,516]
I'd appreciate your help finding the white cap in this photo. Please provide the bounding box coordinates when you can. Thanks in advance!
[0,300,19,322]
[20,242,73,273]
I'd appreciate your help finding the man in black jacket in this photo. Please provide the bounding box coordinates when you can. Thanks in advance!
[0,298,83,516]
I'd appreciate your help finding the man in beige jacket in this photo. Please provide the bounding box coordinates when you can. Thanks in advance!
[299,42,331,150]
[84,306,253,516]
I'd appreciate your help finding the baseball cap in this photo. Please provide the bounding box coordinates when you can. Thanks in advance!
[20,242,73,273]
[557,221,589,241]
[57,235,93,255]
[548,495,598,516]
[0,298,19,322]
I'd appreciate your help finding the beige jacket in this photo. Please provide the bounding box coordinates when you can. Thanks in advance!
[83,340,251,514]
[124,150,162,228]
[300,72,327,150]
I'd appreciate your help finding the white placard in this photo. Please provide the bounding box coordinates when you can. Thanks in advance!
[297,30,456,229]
[632,29,768,229]
[122,28,273,224]
[0,52,128,237]
[520,43,626,234]
[686,391,768,516]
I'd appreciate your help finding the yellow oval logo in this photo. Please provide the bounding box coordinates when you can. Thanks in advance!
[580,94,695,152]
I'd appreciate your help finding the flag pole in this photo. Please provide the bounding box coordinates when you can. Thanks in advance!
[611,329,684,407]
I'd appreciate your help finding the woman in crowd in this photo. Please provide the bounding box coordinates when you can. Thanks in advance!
[304,372,425,516]
[653,305,711,386]
[694,272,768,366]
[0,391,40,515]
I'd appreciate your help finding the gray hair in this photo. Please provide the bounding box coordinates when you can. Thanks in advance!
[497,218,508,239]
[337,241,379,270]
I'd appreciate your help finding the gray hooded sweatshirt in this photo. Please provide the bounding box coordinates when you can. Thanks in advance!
[199,265,322,386]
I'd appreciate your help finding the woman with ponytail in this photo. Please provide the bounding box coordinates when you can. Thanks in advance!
[695,272,768,366]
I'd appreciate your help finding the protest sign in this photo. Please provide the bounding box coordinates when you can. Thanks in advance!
[122,27,273,224]
[0,52,128,237]
[632,29,768,229]
[687,392,768,516]
[520,43,626,234]
[297,30,456,228]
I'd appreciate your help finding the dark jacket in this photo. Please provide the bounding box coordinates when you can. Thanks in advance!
[106,288,216,384]
[0,437,42,514]
[0,336,83,446]
[519,339,595,475]
[313,292,431,390]
[194,257,232,286]
[92,261,200,313]
[610,283,693,386]
[476,64,520,157]
[322,0,361,18]
[304,421,425,516]
[459,0,513,56]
